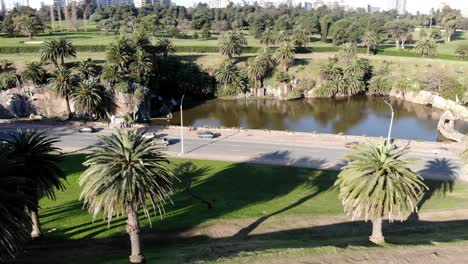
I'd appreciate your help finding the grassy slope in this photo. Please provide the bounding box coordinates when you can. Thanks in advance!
[15,154,468,263]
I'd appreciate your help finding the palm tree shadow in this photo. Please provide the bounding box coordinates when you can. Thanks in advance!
[233,152,338,238]
[407,158,456,221]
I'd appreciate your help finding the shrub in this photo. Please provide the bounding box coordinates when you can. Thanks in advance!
[456,45,468,58]
[0,75,17,90]
[312,84,334,97]
[274,71,292,83]
[394,79,421,92]
[368,76,392,95]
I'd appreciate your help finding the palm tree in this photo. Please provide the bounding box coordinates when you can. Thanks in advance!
[415,38,438,57]
[346,77,365,95]
[56,38,76,66]
[218,30,247,60]
[260,28,276,46]
[72,79,102,117]
[132,31,151,50]
[79,130,176,264]
[107,37,133,73]
[338,43,358,62]
[246,58,268,96]
[257,48,276,70]
[275,31,289,44]
[101,64,122,89]
[0,145,32,262]
[40,39,60,68]
[3,129,64,239]
[74,58,99,79]
[368,76,392,95]
[155,38,175,57]
[344,58,370,80]
[130,48,152,84]
[22,62,47,85]
[319,59,342,81]
[214,59,242,86]
[334,142,427,244]
[48,67,77,118]
[329,75,347,96]
[292,27,309,48]
[361,31,378,56]
[274,42,295,72]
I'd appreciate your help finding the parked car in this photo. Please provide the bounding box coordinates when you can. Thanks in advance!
[344,141,360,149]
[197,131,219,139]
[78,126,96,133]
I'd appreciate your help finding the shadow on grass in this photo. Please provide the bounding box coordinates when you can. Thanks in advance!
[16,152,466,263]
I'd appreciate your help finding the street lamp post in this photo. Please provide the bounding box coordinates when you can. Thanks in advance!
[383,100,394,147]
[179,93,185,156]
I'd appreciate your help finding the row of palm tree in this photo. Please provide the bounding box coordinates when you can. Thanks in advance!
[260,27,310,48]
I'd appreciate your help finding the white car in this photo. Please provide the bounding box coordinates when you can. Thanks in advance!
[142,132,157,140]
[78,126,96,133]
[197,131,219,139]
[142,132,169,146]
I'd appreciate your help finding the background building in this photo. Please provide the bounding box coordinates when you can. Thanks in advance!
[387,0,406,14]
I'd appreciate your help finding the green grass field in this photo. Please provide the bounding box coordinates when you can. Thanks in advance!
[1,21,467,57]
[15,154,468,263]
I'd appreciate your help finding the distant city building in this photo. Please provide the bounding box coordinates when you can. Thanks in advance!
[387,0,406,15]
[367,4,380,13]
[304,1,312,10]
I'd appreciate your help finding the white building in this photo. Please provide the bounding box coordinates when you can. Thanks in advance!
[387,0,406,14]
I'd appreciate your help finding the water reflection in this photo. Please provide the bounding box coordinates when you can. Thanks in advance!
[153,96,448,141]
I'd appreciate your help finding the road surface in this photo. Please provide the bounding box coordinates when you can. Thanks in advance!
[0,125,464,181]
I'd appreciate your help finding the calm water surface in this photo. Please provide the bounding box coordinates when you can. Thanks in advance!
[153,96,465,142]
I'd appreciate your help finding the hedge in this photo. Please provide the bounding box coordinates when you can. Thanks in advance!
[0,44,466,61]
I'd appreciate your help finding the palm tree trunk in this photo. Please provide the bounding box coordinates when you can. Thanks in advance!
[30,207,42,239]
[65,94,73,119]
[61,55,65,66]
[395,40,399,50]
[367,45,370,56]
[369,216,384,244]
[126,205,144,263]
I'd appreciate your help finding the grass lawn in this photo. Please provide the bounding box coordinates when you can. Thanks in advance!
[1,21,467,57]
[14,154,468,263]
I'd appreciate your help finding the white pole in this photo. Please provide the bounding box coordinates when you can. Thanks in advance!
[383,100,394,147]
[179,93,185,156]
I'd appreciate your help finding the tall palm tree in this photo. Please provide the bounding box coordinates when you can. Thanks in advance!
[246,58,268,95]
[0,145,32,262]
[74,58,99,79]
[40,39,60,68]
[260,28,276,46]
[218,30,247,60]
[361,31,378,56]
[107,37,133,73]
[274,42,295,72]
[48,66,77,118]
[79,130,176,264]
[56,39,76,66]
[101,64,122,89]
[155,38,175,57]
[22,62,47,85]
[334,142,427,244]
[257,48,276,70]
[415,38,438,57]
[292,26,309,48]
[3,129,64,239]
[72,79,102,117]
[130,48,152,84]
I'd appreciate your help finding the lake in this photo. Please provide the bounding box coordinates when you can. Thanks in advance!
[152,96,465,142]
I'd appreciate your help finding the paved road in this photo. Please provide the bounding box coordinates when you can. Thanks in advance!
[0,126,464,181]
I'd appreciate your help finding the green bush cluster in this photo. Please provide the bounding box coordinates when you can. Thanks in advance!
[0,75,17,90]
